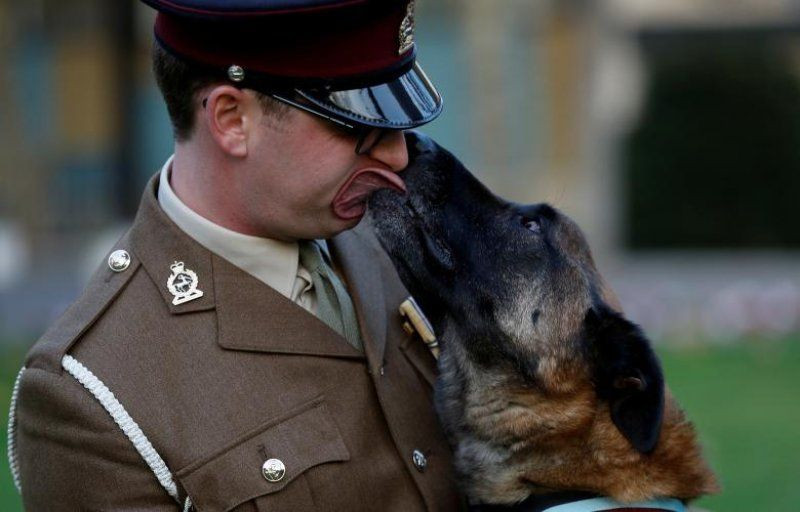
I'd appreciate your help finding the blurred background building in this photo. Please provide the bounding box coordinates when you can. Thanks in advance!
[2,0,798,343]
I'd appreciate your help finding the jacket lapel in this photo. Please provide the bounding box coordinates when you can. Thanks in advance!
[131,173,362,360]
[332,218,441,387]
[330,221,390,374]
[213,254,363,359]
[130,177,216,315]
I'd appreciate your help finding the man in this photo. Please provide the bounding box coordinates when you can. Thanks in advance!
[8,1,462,510]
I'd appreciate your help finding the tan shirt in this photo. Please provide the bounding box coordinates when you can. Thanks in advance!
[157,156,317,313]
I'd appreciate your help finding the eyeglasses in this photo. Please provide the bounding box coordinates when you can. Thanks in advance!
[268,92,388,155]
[202,92,389,155]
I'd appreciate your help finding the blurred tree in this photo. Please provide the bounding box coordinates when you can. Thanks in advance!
[107,0,138,218]
[625,32,800,249]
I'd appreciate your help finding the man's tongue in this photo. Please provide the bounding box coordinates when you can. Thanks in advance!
[332,168,407,220]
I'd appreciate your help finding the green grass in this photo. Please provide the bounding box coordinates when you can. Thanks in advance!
[0,345,26,511]
[0,338,797,511]
[657,338,800,511]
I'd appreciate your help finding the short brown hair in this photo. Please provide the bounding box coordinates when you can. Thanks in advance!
[152,43,287,141]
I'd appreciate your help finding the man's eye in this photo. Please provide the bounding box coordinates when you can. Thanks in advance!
[328,123,355,138]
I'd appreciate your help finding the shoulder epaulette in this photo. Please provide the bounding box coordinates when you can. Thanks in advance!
[25,232,140,373]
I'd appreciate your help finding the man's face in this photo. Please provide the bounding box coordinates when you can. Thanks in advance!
[237,93,409,241]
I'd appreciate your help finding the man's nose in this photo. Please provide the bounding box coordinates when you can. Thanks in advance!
[368,130,409,172]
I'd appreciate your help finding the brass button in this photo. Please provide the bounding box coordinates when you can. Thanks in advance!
[228,65,245,82]
[262,458,286,483]
[412,449,427,472]
[108,250,131,272]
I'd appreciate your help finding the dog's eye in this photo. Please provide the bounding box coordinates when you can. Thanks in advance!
[523,218,541,234]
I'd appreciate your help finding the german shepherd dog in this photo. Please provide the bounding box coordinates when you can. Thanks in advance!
[368,133,718,510]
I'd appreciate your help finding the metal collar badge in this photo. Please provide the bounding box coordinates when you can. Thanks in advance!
[399,296,439,359]
[167,261,204,306]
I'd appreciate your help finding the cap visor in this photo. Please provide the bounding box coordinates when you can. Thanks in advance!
[296,62,442,130]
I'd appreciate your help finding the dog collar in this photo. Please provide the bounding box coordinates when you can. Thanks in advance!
[542,497,686,512]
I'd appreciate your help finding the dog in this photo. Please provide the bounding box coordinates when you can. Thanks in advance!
[367,132,719,510]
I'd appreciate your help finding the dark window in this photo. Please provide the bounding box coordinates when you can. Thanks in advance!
[624,31,800,249]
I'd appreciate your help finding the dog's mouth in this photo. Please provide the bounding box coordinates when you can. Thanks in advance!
[369,171,455,331]
[406,200,455,274]
[370,190,453,283]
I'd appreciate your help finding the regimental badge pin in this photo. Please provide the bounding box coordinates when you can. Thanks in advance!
[399,296,439,359]
[167,261,204,306]
[398,0,416,55]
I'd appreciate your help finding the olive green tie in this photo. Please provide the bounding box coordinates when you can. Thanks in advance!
[299,241,363,352]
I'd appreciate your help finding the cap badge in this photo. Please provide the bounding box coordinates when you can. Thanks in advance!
[167,261,204,306]
[398,0,416,55]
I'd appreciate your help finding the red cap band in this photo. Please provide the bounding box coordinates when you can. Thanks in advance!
[154,0,415,85]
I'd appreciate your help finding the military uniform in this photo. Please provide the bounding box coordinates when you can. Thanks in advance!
[11,173,461,511]
[8,0,460,510]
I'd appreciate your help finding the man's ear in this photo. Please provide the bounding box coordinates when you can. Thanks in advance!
[584,305,665,454]
[202,85,251,157]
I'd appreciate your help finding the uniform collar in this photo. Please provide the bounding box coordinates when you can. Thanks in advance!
[157,156,300,300]
[129,172,389,361]
[154,154,392,367]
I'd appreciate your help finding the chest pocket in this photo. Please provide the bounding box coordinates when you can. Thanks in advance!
[176,396,350,512]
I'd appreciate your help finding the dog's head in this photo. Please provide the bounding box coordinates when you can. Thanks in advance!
[369,132,664,454]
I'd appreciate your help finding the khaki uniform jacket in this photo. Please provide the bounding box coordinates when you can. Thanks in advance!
[12,177,463,511]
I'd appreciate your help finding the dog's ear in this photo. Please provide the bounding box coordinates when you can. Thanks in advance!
[584,305,665,454]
